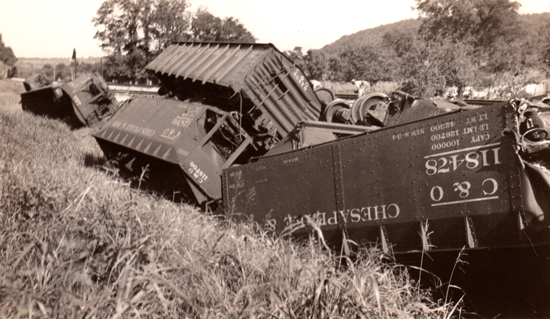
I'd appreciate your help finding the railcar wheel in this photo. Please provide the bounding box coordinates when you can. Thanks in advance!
[523,127,549,142]
[350,93,388,126]
[324,100,352,124]
[314,87,335,108]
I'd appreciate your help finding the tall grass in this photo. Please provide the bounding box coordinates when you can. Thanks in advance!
[0,79,452,318]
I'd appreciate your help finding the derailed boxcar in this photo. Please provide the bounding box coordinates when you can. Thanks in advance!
[94,42,324,204]
[222,99,550,254]
[21,73,120,128]
[94,98,253,204]
[21,75,68,119]
[146,42,323,151]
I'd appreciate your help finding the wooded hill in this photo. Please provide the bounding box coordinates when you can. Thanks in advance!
[320,19,422,56]
[321,13,550,56]
[287,9,550,97]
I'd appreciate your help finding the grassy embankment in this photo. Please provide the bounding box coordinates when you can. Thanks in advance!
[0,79,453,318]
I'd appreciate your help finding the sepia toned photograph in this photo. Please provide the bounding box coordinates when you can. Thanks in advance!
[1,0,550,317]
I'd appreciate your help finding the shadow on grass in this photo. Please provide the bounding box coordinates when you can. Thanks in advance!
[84,152,107,168]
[398,245,550,318]
[88,152,202,208]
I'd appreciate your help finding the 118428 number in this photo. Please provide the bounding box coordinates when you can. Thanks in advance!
[425,147,501,176]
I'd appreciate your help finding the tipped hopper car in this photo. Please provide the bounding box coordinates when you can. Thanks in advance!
[94,42,325,205]
[90,41,550,255]
[21,73,120,128]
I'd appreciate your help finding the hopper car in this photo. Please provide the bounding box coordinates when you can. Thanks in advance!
[94,42,324,205]
[21,73,120,128]
[89,42,550,255]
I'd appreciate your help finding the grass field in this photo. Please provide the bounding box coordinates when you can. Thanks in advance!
[0,79,454,318]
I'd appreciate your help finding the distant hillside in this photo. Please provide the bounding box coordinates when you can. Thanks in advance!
[320,19,421,56]
[318,12,550,56]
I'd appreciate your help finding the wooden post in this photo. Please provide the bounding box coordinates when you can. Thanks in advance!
[72,48,77,80]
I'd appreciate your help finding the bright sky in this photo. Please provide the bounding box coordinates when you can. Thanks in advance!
[0,0,548,58]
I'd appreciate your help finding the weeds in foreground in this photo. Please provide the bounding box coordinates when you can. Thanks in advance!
[0,80,454,318]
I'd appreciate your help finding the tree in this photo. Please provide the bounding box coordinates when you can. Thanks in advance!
[303,49,328,80]
[383,28,417,59]
[333,43,396,82]
[326,56,343,81]
[41,64,54,80]
[397,38,478,97]
[93,0,190,60]
[102,53,131,83]
[190,7,256,42]
[93,0,191,82]
[0,34,16,67]
[94,0,146,54]
[55,63,70,81]
[220,17,256,42]
[189,8,222,41]
[78,62,101,75]
[415,0,521,47]
[285,47,308,73]
[147,0,191,52]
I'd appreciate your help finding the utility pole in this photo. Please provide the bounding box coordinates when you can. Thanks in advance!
[71,48,77,80]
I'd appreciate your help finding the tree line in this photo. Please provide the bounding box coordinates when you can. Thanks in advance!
[286,0,550,97]
[38,62,103,82]
[21,0,550,95]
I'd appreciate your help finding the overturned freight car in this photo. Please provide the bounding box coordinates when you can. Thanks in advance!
[21,73,120,128]
[222,97,550,254]
[93,42,325,205]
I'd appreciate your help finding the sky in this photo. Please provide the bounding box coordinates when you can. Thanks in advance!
[0,0,549,58]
